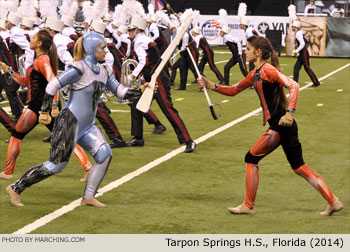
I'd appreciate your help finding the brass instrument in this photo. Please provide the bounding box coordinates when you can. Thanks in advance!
[113,59,143,104]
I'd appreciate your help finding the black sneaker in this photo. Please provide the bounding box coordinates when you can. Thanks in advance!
[42,135,51,143]
[109,138,127,148]
[152,125,166,135]
[175,87,186,90]
[191,80,198,84]
[311,83,320,87]
[126,138,144,147]
[184,140,196,153]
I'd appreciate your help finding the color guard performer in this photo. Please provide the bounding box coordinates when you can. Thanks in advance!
[198,36,343,216]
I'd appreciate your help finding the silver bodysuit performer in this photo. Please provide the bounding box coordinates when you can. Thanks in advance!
[7,33,141,207]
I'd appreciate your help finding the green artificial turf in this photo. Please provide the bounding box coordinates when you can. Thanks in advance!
[0,52,349,234]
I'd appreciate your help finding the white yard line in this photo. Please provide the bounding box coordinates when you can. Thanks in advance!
[12,63,349,234]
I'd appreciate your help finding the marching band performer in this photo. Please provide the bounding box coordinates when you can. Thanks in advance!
[127,16,196,152]
[176,29,199,90]
[61,15,82,42]
[197,36,343,216]
[291,20,320,87]
[191,26,224,84]
[239,17,258,72]
[5,32,142,207]
[0,19,24,122]
[219,25,247,85]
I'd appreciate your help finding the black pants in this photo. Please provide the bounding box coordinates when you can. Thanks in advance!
[130,70,192,144]
[179,52,199,90]
[224,54,247,85]
[0,106,15,133]
[96,102,122,140]
[170,58,180,84]
[293,49,320,85]
[0,75,23,119]
[198,49,223,81]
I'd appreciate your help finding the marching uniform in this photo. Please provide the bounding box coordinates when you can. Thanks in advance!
[223,33,247,85]
[62,26,82,42]
[149,22,168,55]
[53,32,75,71]
[195,34,224,82]
[0,29,24,119]
[130,32,194,146]
[177,32,199,90]
[293,29,320,87]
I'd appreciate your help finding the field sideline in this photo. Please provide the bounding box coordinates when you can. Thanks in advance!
[0,52,349,234]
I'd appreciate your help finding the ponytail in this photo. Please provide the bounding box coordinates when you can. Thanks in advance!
[49,42,58,76]
[73,36,85,62]
[271,50,280,72]
[36,28,58,75]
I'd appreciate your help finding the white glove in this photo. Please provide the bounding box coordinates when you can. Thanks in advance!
[127,75,134,85]
[292,50,297,54]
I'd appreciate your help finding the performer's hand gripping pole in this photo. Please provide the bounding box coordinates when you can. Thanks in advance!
[186,47,218,120]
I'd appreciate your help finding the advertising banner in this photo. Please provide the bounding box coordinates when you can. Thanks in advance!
[198,15,290,47]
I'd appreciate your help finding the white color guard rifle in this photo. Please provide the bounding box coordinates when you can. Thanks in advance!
[186,47,218,120]
[136,17,193,113]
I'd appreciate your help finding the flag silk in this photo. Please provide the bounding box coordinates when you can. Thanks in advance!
[149,0,165,11]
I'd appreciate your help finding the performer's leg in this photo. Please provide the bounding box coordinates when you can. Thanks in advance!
[2,78,23,120]
[127,99,144,146]
[198,56,207,74]
[155,72,192,147]
[224,56,235,85]
[293,57,302,82]
[78,124,112,207]
[301,50,320,86]
[237,54,248,77]
[178,56,189,90]
[281,122,342,215]
[7,109,78,206]
[207,50,224,82]
[0,106,15,133]
[1,109,38,179]
[228,129,280,214]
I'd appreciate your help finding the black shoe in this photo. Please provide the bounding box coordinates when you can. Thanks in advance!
[198,88,203,92]
[4,138,10,143]
[191,80,198,84]
[175,87,186,90]
[184,140,196,153]
[311,83,320,87]
[42,135,51,143]
[152,125,166,135]
[126,138,144,147]
[219,80,224,84]
[0,94,5,103]
[109,138,127,148]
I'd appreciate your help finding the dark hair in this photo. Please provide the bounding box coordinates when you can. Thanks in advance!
[247,36,287,110]
[36,29,58,76]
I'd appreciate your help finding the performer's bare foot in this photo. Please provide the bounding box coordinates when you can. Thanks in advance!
[320,199,343,216]
[81,198,107,207]
[228,204,255,215]
[6,185,24,207]
[80,169,90,182]
[0,171,14,180]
